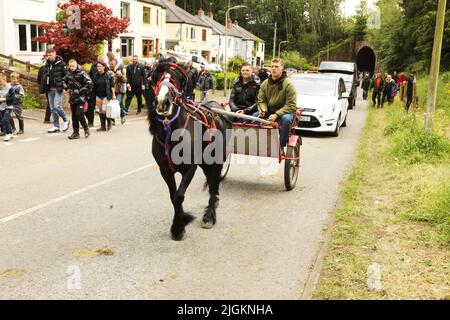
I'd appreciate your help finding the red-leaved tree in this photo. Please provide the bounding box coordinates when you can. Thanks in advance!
[34,0,129,64]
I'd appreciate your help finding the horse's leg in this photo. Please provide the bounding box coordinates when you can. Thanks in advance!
[201,164,222,229]
[169,165,197,240]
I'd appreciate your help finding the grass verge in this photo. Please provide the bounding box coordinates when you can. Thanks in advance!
[313,76,450,299]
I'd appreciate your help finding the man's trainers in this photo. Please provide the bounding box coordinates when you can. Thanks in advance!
[68,132,80,140]
[17,130,24,135]
[62,120,70,132]
[3,134,13,142]
[48,127,60,133]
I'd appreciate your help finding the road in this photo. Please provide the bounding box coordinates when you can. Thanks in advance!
[0,97,368,299]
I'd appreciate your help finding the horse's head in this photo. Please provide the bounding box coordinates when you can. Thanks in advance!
[152,59,188,118]
[155,73,177,117]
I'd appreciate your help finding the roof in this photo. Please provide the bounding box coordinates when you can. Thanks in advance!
[196,15,242,38]
[138,0,166,8]
[319,61,356,74]
[160,0,210,28]
[231,23,264,42]
[291,73,339,80]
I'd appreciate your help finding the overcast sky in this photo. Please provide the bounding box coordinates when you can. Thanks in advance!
[341,0,376,17]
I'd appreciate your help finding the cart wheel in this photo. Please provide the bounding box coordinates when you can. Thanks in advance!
[220,152,232,181]
[284,144,300,191]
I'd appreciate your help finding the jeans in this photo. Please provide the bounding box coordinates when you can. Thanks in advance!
[116,93,126,117]
[48,89,68,128]
[252,111,294,148]
[200,90,210,103]
[1,109,13,134]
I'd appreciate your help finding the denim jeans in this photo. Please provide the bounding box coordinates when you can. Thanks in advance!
[116,94,126,117]
[1,109,13,134]
[48,89,68,128]
[251,111,294,148]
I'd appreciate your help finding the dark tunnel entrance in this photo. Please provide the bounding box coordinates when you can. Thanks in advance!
[356,46,376,75]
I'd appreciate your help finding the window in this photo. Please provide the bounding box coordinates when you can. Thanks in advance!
[228,39,231,48]
[156,10,159,26]
[121,38,134,57]
[18,23,46,53]
[143,7,150,24]
[202,29,207,41]
[18,25,27,51]
[121,2,130,19]
[191,27,195,39]
[186,27,189,40]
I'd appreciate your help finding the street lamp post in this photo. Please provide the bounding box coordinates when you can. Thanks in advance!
[278,40,288,58]
[224,4,247,97]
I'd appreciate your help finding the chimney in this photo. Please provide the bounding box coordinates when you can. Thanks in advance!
[197,8,205,16]
[207,11,213,19]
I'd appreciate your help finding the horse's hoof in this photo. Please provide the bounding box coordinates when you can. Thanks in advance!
[201,220,214,229]
[171,230,186,241]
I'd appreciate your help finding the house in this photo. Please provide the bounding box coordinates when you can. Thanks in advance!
[96,0,166,59]
[0,0,57,64]
[160,0,214,62]
[195,11,242,65]
[230,21,265,67]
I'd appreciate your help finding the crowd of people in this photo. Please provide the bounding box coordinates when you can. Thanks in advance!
[360,70,417,111]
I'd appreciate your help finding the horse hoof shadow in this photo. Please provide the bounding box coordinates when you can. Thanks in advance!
[171,229,187,241]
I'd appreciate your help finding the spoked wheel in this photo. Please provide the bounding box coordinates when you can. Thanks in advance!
[284,144,300,191]
[220,152,232,181]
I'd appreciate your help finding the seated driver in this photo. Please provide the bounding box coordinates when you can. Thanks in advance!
[229,63,261,122]
[253,58,297,154]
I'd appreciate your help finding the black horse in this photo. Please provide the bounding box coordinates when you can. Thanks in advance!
[148,59,231,241]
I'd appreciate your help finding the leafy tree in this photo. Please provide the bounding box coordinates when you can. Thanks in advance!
[34,0,129,64]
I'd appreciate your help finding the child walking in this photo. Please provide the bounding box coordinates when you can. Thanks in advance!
[3,73,25,141]
[0,73,11,138]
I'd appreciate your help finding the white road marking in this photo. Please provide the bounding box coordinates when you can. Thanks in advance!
[21,138,41,142]
[0,162,157,224]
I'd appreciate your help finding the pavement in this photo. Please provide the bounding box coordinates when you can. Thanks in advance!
[0,96,368,299]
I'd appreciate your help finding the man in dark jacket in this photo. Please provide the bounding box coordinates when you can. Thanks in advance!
[361,73,371,100]
[185,61,198,101]
[37,55,52,123]
[125,55,146,114]
[257,67,270,83]
[370,73,384,108]
[229,63,261,121]
[63,59,93,139]
[198,65,214,103]
[41,48,70,133]
[405,71,416,112]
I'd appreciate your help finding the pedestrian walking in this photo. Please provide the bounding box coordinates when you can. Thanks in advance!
[41,48,70,133]
[63,59,92,139]
[361,73,371,100]
[198,64,214,103]
[405,71,416,112]
[108,57,127,125]
[125,55,146,115]
[382,75,397,107]
[185,61,199,101]
[0,72,11,138]
[370,73,384,108]
[87,55,110,127]
[37,54,52,124]
[92,62,114,131]
[2,72,24,141]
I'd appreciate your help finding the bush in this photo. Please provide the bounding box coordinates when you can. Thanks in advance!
[23,94,43,109]
[212,72,239,90]
[227,56,245,73]
[281,51,314,70]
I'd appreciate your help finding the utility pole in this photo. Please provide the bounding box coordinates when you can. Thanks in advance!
[424,0,447,132]
[273,6,278,59]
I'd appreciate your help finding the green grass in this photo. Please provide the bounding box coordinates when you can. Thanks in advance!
[313,74,450,299]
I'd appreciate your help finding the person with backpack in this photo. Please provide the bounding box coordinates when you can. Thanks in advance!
[63,59,93,139]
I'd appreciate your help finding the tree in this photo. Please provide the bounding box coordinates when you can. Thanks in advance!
[34,0,129,64]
